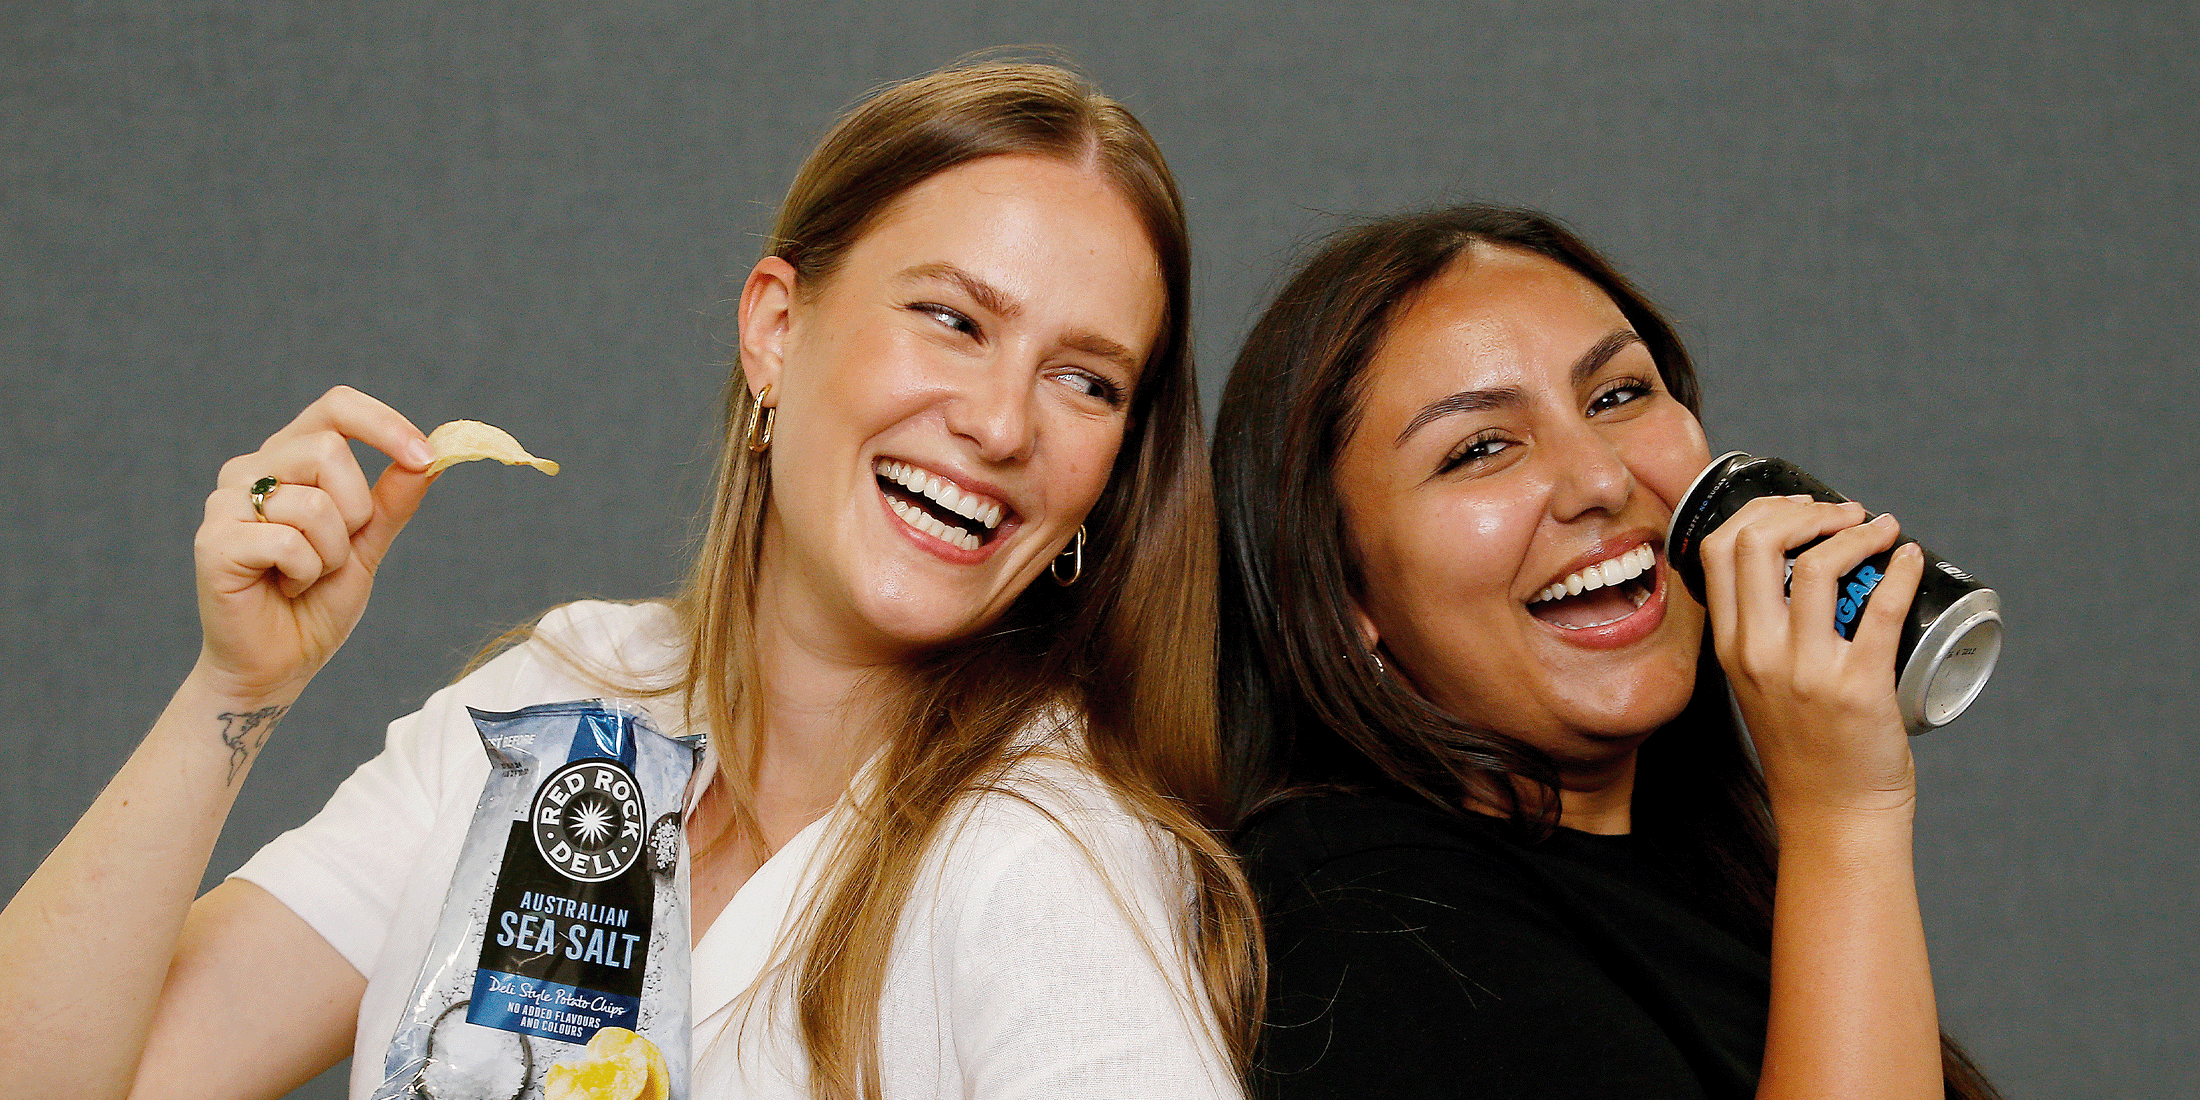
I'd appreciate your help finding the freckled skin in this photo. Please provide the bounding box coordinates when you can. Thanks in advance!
[1334,245,1713,776]
[741,155,1165,668]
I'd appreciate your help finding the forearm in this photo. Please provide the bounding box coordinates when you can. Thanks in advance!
[1756,805,1941,1100]
[0,669,301,1099]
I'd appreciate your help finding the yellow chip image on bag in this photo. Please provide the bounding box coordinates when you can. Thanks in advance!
[545,1027,670,1100]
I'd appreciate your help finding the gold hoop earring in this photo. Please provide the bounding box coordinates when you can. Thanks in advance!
[745,384,776,454]
[1050,524,1085,586]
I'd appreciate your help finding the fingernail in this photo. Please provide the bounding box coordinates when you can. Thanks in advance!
[406,439,435,467]
[1873,512,1898,526]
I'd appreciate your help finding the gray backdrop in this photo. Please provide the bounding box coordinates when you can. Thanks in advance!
[4,2,2193,1097]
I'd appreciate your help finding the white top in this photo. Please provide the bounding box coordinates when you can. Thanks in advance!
[234,601,1236,1100]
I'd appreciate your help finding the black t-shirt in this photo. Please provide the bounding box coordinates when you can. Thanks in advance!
[1241,792,1770,1100]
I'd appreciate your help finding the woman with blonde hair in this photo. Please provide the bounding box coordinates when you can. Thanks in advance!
[1,61,1255,1100]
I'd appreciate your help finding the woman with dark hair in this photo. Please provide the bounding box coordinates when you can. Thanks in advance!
[1,62,1255,1100]
[1214,205,1998,1099]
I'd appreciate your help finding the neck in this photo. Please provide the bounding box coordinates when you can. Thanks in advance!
[1471,748,1638,835]
[754,624,897,799]
[737,543,911,842]
[1553,748,1638,835]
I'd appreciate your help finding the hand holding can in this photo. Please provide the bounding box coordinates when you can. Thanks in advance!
[1666,453,2004,734]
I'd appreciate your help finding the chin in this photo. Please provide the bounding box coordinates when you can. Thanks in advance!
[1539,645,1703,747]
[864,614,979,655]
[851,592,1004,656]
[1577,691,1694,745]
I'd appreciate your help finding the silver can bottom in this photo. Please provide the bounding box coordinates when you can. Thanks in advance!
[1897,587,2004,734]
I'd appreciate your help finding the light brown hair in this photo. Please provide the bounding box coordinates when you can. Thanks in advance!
[670,60,1254,1097]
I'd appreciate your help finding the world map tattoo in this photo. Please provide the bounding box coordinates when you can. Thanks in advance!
[217,705,288,786]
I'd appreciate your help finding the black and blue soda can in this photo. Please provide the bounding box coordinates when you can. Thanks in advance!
[1666,452,2003,735]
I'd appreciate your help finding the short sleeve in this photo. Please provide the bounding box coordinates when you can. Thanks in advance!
[230,600,679,978]
[922,779,1240,1100]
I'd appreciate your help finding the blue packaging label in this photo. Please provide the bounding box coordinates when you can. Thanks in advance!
[466,969,642,1043]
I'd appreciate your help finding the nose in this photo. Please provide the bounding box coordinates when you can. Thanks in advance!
[1545,423,1633,523]
[943,356,1038,463]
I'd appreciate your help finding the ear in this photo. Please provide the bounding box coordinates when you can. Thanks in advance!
[737,256,798,401]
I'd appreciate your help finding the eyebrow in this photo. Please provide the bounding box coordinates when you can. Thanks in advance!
[1392,328,1645,447]
[1061,332,1143,376]
[898,261,1021,320]
[896,261,1144,376]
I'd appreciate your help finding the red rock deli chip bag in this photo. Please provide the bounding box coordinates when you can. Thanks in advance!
[373,700,699,1100]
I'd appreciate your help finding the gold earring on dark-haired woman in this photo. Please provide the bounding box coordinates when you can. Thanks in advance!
[1051,525,1086,586]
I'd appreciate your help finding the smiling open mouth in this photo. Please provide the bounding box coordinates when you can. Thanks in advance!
[875,458,1006,552]
[1527,545,1657,630]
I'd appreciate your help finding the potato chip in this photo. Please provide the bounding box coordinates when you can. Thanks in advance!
[601,1027,670,1100]
[542,1026,662,1100]
[426,419,560,476]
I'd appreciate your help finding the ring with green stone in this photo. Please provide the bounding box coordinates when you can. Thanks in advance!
[249,475,279,520]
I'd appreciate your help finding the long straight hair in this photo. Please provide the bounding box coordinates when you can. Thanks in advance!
[1212,204,1997,1099]
[663,61,1255,1098]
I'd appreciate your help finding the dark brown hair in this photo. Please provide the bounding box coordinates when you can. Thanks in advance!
[1212,204,1998,1099]
[1214,205,1702,819]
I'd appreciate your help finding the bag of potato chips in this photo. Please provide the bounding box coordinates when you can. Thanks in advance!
[373,700,699,1100]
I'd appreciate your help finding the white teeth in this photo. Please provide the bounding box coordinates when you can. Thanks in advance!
[1529,545,1658,604]
[874,458,1008,545]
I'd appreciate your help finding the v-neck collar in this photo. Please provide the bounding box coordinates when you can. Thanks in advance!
[686,801,841,1027]
[681,736,884,1028]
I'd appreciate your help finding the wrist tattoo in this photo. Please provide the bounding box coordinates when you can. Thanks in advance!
[217,705,288,785]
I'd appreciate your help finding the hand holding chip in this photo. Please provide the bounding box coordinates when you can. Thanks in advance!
[191,387,558,704]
